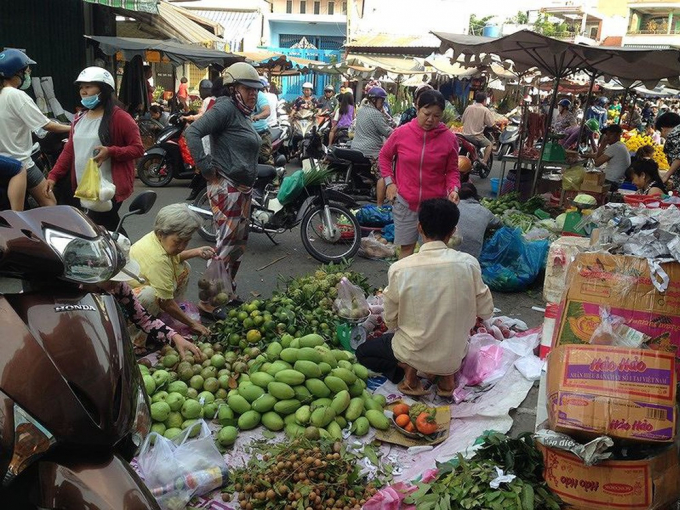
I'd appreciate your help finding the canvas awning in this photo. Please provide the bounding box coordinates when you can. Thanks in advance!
[422,56,479,78]
[83,0,158,13]
[192,9,258,52]
[235,51,318,75]
[85,35,242,68]
[113,1,226,50]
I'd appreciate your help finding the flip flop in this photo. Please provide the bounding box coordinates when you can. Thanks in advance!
[398,381,429,396]
[436,387,453,398]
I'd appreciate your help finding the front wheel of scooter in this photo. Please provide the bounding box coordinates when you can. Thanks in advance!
[300,203,361,263]
[192,190,217,243]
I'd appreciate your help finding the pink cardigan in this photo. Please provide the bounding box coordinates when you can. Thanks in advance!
[49,107,144,202]
[379,119,460,211]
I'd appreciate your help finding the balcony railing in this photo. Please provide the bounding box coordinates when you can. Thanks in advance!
[628,27,680,34]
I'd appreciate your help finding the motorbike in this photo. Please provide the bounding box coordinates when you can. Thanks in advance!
[455,126,497,179]
[496,114,521,159]
[0,191,160,509]
[290,108,317,162]
[136,113,195,187]
[189,155,361,264]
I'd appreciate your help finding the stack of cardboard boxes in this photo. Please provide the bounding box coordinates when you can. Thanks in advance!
[563,170,611,206]
[539,251,680,509]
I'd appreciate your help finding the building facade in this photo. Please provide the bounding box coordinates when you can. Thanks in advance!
[623,0,680,48]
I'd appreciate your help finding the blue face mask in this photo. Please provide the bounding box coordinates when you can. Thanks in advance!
[81,93,100,109]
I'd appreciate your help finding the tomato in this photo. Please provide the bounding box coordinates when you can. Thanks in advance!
[395,414,411,428]
[392,404,410,417]
[416,411,438,435]
[404,421,415,432]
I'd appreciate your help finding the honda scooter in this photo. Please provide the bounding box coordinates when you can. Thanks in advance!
[0,192,160,509]
[497,114,522,159]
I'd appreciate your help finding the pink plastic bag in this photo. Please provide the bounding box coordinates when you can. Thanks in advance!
[158,301,200,337]
[453,333,517,403]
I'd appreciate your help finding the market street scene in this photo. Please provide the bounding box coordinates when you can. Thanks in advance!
[3,0,680,508]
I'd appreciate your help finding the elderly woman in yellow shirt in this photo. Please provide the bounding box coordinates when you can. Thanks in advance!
[129,204,215,345]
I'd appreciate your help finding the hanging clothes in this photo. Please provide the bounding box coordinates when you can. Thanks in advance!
[118,55,148,115]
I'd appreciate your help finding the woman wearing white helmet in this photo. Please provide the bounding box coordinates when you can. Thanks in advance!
[184,62,265,313]
[0,48,70,211]
[293,81,316,114]
[47,66,144,231]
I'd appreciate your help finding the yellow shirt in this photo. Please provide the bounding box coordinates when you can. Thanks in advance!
[129,232,183,300]
[384,241,494,375]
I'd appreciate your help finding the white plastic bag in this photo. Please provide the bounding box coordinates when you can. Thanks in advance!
[137,421,228,510]
[334,277,370,320]
[80,198,113,212]
[99,176,116,201]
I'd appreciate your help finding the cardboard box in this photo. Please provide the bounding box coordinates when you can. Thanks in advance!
[543,236,591,304]
[583,171,606,186]
[553,253,680,378]
[547,345,676,443]
[579,182,611,194]
[538,442,680,510]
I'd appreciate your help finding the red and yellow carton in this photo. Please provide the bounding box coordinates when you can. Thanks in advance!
[547,345,676,443]
[553,253,680,378]
[538,442,680,510]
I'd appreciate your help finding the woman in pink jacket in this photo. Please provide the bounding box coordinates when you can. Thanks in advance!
[379,90,460,258]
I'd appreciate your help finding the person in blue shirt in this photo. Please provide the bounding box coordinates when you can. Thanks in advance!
[586,97,608,130]
[251,90,273,165]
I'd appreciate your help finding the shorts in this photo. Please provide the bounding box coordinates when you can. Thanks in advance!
[466,134,492,148]
[26,163,45,189]
[392,197,420,246]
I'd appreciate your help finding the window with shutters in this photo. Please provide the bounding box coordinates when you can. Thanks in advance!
[286,0,292,13]
[342,1,347,13]
[314,0,320,14]
[328,1,334,14]
[300,0,306,13]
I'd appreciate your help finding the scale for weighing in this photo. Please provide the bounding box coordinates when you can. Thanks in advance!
[337,315,369,351]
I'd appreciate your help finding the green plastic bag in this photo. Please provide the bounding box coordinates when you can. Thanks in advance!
[277,170,305,205]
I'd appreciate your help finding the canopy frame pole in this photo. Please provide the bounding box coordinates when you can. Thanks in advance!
[512,81,530,193]
[535,53,568,195]
[618,87,630,126]
[576,70,598,154]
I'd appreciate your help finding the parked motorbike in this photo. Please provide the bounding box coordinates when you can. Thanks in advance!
[189,156,361,264]
[0,191,160,509]
[136,113,195,187]
[455,127,496,179]
[290,109,317,162]
[324,135,376,203]
[496,115,521,159]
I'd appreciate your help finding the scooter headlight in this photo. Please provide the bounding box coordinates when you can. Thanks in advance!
[131,387,151,451]
[45,228,120,283]
[2,405,56,486]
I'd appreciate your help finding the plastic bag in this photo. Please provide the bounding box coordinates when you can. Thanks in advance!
[159,301,200,337]
[137,421,228,510]
[382,223,395,243]
[277,170,305,205]
[197,258,234,307]
[356,205,393,227]
[562,165,585,191]
[359,232,395,259]
[333,276,370,320]
[99,175,116,201]
[453,333,517,403]
[479,227,549,292]
[80,198,113,212]
[74,158,101,200]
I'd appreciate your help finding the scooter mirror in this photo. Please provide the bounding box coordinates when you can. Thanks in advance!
[129,191,157,215]
[274,154,287,167]
[111,191,157,240]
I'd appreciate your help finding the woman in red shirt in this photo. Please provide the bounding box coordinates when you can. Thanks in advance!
[47,67,143,232]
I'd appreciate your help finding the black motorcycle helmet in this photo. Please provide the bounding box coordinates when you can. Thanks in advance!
[198,78,213,100]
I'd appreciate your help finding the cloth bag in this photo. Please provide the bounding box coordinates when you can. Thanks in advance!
[137,421,228,510]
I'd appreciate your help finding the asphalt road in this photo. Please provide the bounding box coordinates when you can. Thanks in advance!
[126,159,543,435]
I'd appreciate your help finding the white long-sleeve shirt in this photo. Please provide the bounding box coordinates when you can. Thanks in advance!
[384,241,494,375]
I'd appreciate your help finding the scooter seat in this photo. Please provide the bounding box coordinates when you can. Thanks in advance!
[270,127,282,141]
[257,164,277,180]
[333,147,371,164]
[458,133,484,147]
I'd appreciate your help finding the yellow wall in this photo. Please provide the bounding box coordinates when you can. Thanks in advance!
[597,0,629,17]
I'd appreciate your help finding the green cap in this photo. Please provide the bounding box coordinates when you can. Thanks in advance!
[585,118,600,134]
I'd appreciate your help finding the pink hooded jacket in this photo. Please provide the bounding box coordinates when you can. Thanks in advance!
[379,119,460,211]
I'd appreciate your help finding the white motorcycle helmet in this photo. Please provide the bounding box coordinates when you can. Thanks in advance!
[302,82,314,90]
[75,66,116,90]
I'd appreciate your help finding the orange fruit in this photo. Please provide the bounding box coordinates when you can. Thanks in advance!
[395,414,411,428]
[392,404,410,417]
[405,421,415,432]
